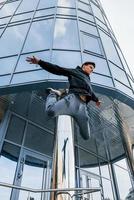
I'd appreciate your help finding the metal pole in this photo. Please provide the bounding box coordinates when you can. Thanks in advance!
[51,115,76,200]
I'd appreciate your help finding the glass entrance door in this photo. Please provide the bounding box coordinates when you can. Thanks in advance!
[11,149,52,200]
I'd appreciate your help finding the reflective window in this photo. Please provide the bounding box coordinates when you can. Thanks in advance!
[0,56,17,75]
[24,124,54,156]
[100,162,111,179]
[78,1,91,13]
[96,18,108,32]
[22,19,53,53]
[90,2,105,23]
[78,10,94,22]
[57,7,76,15]
[53,19,80,50]
[0,75,10,86]
[0,16,10,26]
[91,73,114,87]
[11,12,33,22]
[80,0,90,4]
[83,53,110,75]
[109,62,130,86]
[79,20,98,35]
[99,30,123,67]
[102,178,114,200]
[5,115,25,144]
[82,34,103,55]
[0,24,29,57]
[0,142,20,200]
[35,8,55,18]
[57,0,76,8]
[16,51,50,72]
[51,50,81,79]
[38,0,56,9]
[0,1,19,18]
[16,0,38,13]
[11,70,48,85]
[115,80,134,97]
[114,164,132,199]
[79,148,100,175]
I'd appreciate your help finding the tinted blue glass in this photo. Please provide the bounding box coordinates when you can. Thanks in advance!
[11,70,48,85]
[79,21,98,36]
[91,73,113,87]
[82,34,103,55]
[78,10,94,22]
[0,16,10,25]
[0,56,17,75]
[53,19,80,50]
[91,2,105,23]
[57,0,75,7]
[22,19,53,53]
[102,178,114,200]
[0,23,29,57]
[0,1,20,18]
[115,80,134,97]
[78,1,91,13]
[35,8,55,18]
[99,30,123,67]
[109,62,130,86]
[16,51,50,72]
[0,75,10,86]
[38,0,56,9]
[16,0,38,13]
[96,18,108,32]
[83,53,110,76]
[57,7,76,15]
[11,12,33,22]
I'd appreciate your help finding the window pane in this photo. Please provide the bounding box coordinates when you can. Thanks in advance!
[0,142,20,200]
[24,124,54,156]
[57,0,75,8]
[99,30,123,67]
[38,0,56,9]
[11,70,48,85]
[96,18,108,32]
[109,62,130,86]
[78,10,94,22]
[23,19,53,53]
[0,75,10,86]
[0,24,29,57]
[16,0,38,13]
[53,19,80,50]
[79,21,98,35]
[91,2,105,23]
[91,73,114,87]
[102,178,114,200]
[57,7,76,15]
[0,16,10,26]
[35,8,55,18]
[83,53,110,76]
[115,80,134,97]
[0,56,17,75]
[114,164,132,199]
[5,115,25,144]
[82,34,103,55]
[16,51,50,72]
[11,12,33,23]
[78,1,91,13]
[0,1,20,18]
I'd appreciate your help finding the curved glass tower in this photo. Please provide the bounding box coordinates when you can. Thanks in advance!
[0,0,134,199]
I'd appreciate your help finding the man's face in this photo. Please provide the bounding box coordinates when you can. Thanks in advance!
[82,64,95,75]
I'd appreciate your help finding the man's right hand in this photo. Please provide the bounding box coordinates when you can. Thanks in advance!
[26,56,40,64]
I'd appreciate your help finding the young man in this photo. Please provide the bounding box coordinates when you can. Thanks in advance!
[26,56,101,140]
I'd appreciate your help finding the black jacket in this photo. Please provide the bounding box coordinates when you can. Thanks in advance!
[38,60,99,103]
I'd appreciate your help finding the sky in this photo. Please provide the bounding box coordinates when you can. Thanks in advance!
[100,0,134,77]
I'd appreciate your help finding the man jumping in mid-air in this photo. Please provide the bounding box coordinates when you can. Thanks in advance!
[26,56,101,140]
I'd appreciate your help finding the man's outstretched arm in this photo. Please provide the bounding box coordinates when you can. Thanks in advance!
[26,56,73,76]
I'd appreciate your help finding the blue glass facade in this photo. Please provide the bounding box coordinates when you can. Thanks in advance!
[0,0,134,199]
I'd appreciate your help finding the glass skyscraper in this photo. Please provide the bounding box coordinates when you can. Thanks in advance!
[0,0,134,199]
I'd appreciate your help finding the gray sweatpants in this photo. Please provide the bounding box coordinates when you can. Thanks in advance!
[45,93,90,140]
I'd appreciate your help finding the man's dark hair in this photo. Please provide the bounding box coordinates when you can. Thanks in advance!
[81,61,96,68]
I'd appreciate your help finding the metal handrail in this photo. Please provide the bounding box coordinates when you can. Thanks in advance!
[0,182,101,194]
